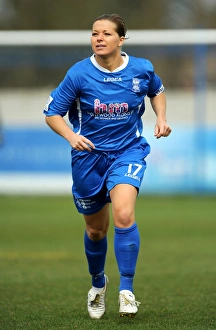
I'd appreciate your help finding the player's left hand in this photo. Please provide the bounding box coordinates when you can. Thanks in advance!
[154,120,172,139]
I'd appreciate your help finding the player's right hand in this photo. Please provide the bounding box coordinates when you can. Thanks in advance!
[70,134,95,152]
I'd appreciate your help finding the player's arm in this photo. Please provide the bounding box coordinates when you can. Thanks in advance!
[45,115,95,151]
[150,92,172,139]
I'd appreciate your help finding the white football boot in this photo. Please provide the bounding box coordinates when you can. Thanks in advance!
[87,275,109,319]
[119,290,141,318]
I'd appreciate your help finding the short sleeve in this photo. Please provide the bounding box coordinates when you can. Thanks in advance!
[147,73,164,98]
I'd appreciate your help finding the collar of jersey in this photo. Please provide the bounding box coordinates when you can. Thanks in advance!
[90,52,129,73]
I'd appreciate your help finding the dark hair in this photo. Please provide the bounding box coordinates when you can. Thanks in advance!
[93,14,127,38]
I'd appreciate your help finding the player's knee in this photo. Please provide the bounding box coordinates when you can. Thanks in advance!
[86,226,107,241]
[113,208,135,228]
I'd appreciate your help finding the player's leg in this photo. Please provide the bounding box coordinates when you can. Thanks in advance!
[84,203,110,288]
[71,150,110,319]
[110,183,137,228]
[84,204,110,319]
[110,184,140,292]
[107,139,150,317]
[110,184,141,317]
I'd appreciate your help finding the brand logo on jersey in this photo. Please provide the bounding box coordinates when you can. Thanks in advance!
[156,84,165,95]
[103,77,122,82]
[44,95,53,112]
[132,78,140,92]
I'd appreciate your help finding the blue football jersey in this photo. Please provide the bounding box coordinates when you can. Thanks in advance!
[44,52,164,151]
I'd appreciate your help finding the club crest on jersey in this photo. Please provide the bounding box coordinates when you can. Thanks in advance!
[132,78,140,92]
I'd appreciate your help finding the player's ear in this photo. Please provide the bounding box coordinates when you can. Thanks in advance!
[118,36,125,47]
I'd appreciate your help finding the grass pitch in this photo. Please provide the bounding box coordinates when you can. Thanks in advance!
[0,195,215,329]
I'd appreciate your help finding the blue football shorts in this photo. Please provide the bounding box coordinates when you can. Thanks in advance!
[71,137,150,215]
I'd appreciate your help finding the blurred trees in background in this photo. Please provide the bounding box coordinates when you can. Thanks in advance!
[0,0,216,30]
[0,0,215,88]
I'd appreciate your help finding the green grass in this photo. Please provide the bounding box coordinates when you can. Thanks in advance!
[0,195,216,330]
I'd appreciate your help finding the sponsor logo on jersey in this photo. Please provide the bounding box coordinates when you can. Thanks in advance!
[88,99,132,120]
[93,98,130,119]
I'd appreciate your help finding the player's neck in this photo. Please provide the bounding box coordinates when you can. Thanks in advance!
[94,53,124,72]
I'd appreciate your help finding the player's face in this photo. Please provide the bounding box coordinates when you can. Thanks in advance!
[91,20,124,57]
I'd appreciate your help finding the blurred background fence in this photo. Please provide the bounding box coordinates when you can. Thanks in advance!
[0,29,215,195]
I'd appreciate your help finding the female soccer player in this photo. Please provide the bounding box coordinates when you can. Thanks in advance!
[44,13,172,319]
